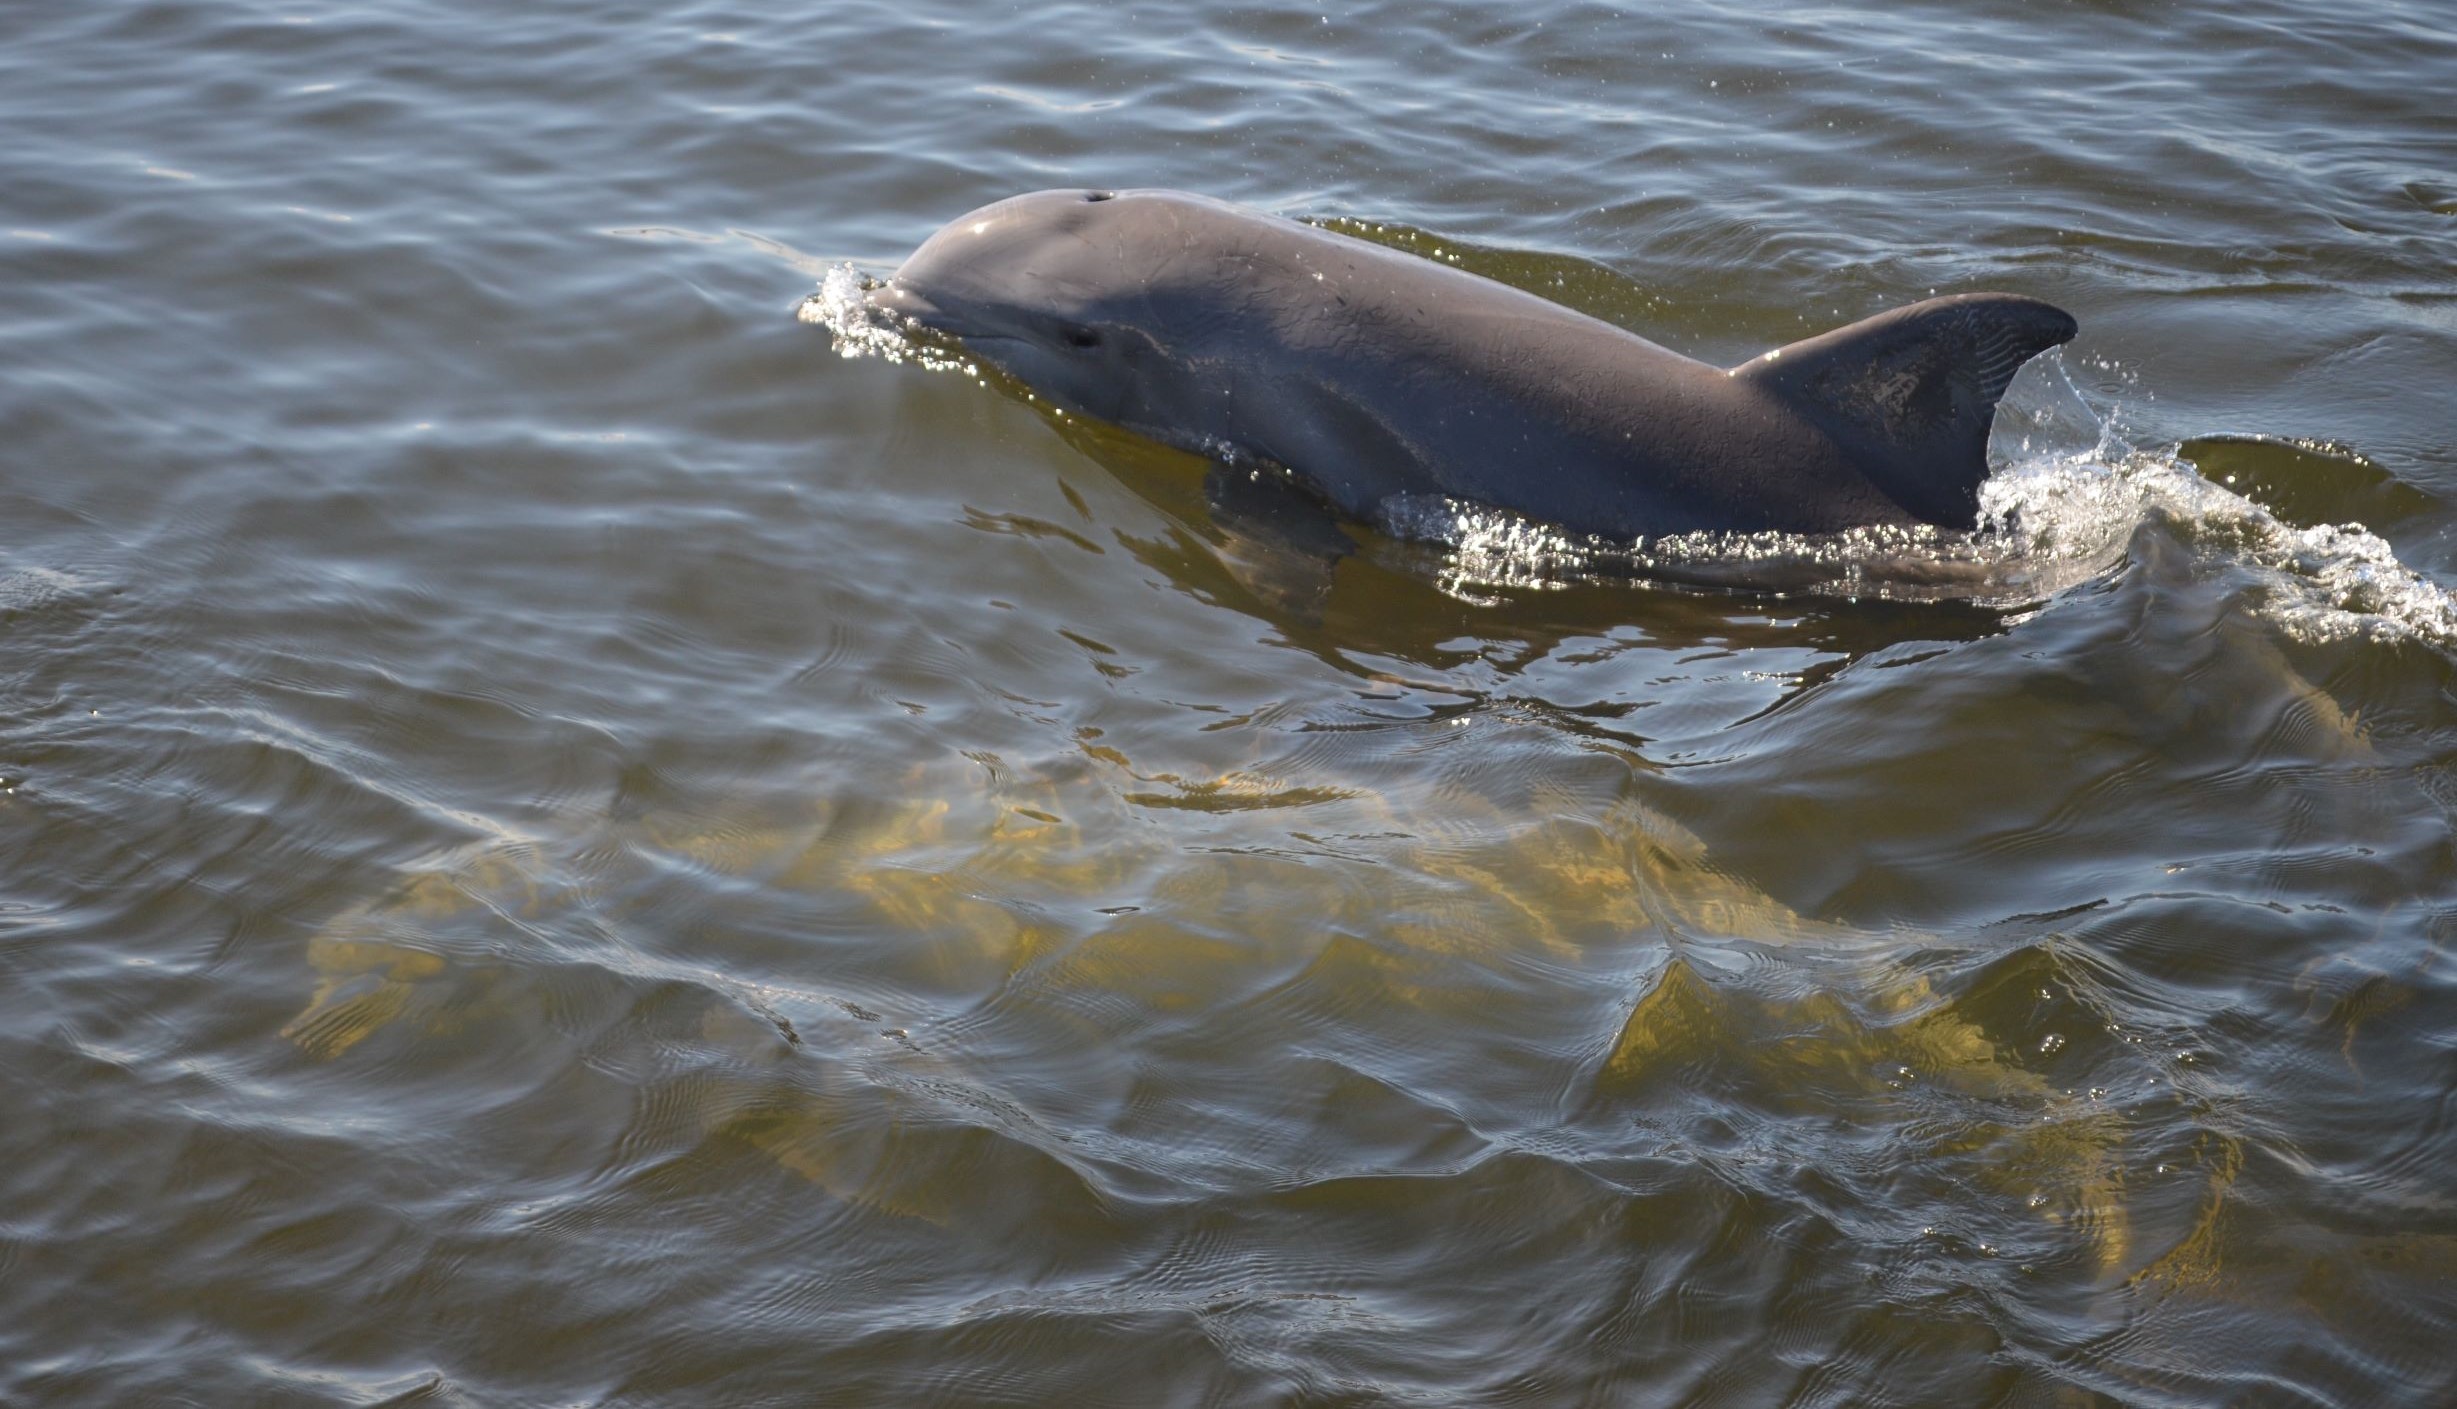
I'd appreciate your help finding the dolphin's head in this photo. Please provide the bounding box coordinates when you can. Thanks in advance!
[874,189,1221,431]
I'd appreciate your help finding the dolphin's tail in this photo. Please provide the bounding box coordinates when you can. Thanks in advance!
[1735,293,2078,529]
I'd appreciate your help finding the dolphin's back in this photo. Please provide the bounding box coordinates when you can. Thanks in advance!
[1144,204,2073,537]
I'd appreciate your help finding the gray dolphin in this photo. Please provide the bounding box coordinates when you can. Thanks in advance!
[872,189,2077,539]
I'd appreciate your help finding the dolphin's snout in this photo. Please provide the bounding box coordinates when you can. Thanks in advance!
[870,279,962,335]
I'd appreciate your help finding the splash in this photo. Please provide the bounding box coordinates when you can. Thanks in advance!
[1373,481,2099,609]
[1372,494,1604,604]
[1992,447,2457,647]
[797,263,981,375]
[1378,361,2457,647]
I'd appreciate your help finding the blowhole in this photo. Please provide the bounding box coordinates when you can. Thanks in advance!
[1084,190,1116,202]
[1064,325,1102,349]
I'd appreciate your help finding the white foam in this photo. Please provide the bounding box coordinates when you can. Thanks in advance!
[0,566,83,614]
[1375,495,1600,604]
[1995,447,2457,647]
[797,263,980,375]
[1378,440,2457,646]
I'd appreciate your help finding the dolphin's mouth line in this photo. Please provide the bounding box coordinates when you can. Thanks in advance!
[869,278,1050,350]
[868,292,1014,348]
[868,290,1015,347]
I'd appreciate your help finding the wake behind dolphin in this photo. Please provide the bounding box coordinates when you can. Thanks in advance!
[856,188,2077,544]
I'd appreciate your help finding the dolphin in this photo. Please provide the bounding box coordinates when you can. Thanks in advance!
[870,189,2077,540]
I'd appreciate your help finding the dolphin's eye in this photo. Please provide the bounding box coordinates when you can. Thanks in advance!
[1063,324,1102,349]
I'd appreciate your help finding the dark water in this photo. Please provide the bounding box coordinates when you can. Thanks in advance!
[5,1,2456,1403]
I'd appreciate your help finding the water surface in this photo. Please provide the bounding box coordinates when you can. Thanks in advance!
[4,1,2456,1404]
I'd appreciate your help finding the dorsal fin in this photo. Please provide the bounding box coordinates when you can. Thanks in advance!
[1735,293,2077,528]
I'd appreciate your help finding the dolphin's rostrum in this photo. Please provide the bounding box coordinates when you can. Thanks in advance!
[873,189,2077,540]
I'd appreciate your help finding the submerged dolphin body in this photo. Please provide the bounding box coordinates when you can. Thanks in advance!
[873,189,2077,539]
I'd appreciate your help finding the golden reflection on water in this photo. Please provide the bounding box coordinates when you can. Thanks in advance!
[281,745,2233,1286]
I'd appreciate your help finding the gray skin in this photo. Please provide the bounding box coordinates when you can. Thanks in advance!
[874,189,2078,539]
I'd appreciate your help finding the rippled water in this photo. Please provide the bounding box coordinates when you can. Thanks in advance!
[5,1,2456,1404]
